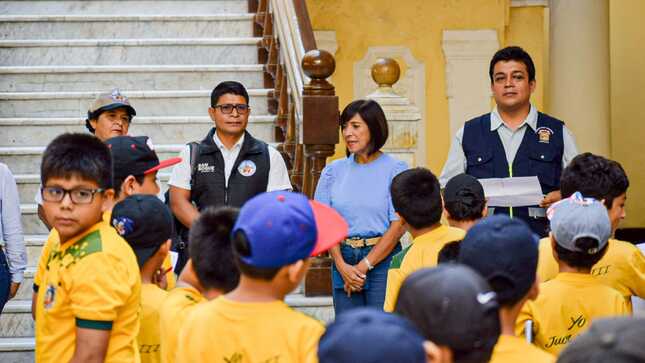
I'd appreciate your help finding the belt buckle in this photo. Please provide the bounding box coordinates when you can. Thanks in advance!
[347,237,365,248]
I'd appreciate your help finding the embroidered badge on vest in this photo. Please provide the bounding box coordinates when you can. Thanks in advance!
[238,160,257,177]
[536,127,554,144]
[198,163,215,173]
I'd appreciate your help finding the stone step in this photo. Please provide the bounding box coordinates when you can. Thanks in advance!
[3,142,185,180]
[0,88,271,118]
[0,14,255,40]
[0,115,276,147]
[0,1,248,15]
[0,294,332,339]
[23,234,46,268]
[0,64,265,92]
[0,37,261,66]
[0,337,34,363]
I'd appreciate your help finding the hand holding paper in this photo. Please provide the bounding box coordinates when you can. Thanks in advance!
[478,176,543,207]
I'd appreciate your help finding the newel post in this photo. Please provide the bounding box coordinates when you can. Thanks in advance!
[301,49,339,296]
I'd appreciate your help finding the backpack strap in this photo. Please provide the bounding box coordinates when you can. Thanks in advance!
[188,141,200,189]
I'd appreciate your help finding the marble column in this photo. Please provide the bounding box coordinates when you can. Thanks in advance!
[548,0,610,156]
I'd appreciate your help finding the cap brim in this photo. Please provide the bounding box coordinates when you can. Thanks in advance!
[309,200,348,256]
[145,157,182,174]
[133,246,158,269]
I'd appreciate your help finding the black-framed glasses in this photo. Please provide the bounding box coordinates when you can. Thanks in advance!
[41,187,105,204]
[213,103,250,115]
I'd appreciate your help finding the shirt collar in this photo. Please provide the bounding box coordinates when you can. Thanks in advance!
[213,131,245,151]
[490,104,538,131]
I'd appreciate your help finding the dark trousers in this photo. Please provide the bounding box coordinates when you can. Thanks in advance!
[0,249,11,314]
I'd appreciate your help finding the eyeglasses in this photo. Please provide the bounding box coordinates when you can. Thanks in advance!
[41,186,105,204]
[213,104,250,115]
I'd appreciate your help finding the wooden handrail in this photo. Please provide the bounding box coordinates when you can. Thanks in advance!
[292,0,316,52]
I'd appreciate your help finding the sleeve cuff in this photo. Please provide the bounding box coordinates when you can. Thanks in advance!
[75,318,113,331]
[10,272,24,284]
[33,283,39,293]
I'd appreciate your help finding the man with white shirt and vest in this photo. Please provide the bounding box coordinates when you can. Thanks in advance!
[440,46,579,237]
[168,81,292,246]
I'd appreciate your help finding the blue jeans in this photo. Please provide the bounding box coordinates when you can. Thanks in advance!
[331,243,401,315]
[0,249,11,314]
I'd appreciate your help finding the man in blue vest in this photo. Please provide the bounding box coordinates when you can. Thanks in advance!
[440,46,579,237]
[168,81,292,232]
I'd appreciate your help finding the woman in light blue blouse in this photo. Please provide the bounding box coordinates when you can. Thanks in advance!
[315,99,407,313]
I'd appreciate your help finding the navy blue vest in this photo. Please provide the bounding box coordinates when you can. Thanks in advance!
[462,112,564,234]
[190,128,270,210]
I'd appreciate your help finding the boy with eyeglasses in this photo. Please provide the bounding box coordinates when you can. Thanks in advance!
[167,81,291,269]
[34,133,140,363]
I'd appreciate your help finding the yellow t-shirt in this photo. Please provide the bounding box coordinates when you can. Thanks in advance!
[35,219,141,363]
[537,237,645,311]
[490,335,555,363]
[159,285,205,363]
[139,283,168,363]
[516,272,629,355]
[383,225,465,312]
[176,296,325,363]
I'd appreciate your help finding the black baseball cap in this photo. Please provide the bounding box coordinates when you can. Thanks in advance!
[557,317,645,363]
[106,136,181,181]
[319,308,427,363]
[111,194,173,268]
[443,173,485,204]
[394,265,500,357]
[458,214,539,305]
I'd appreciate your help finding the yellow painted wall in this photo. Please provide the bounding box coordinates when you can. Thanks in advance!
[306,0,509,174]
[610,0,645,228]
[505,6,547,111]
[307,0,548,176]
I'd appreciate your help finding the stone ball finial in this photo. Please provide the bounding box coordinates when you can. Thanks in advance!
[371,58,400,87]
[302,49,335,80]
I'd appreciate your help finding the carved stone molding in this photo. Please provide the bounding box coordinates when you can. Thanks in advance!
[442,30,499,137]
[511,0,548,7]
[354,46,426,167]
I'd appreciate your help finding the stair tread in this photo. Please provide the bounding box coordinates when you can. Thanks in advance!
[0,115,275,125]
[0,14,254,22]
[0,64,263,74]
[0,37,262,47]
[0,337,34,351]
[0,88,272,99]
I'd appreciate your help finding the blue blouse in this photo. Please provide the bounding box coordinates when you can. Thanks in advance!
[314,153,408,238]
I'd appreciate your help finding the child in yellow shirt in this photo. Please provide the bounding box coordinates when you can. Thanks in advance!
[536,153,645,311]
[176,191,348,363]
[384,168,465,312]
[458,215,555,363]
[35,133,140,363]
[111,195,175,363]
[159,206,240,363]
[517,192,629,355]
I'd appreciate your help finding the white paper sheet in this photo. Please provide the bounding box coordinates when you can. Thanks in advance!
[169,251,179,271]
[478,176,543,207]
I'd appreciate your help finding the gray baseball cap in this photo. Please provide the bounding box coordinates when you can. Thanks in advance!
[547,192,611,254]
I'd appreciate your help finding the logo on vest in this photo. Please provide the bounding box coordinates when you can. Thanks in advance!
[536,127,553,144]
[238,160,257,177]
[44,284,56,310]
[197,163,215,173]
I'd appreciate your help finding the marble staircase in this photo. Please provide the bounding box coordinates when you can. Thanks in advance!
[0,1,332,361]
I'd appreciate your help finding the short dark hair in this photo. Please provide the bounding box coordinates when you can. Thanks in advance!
[340,99,388,156]
[560,153,629,209]
[554,237,608,270]
[210,81,250,107]
[391,168,442,229]
[438,241,461,264]
[489,46,536,83]
[189,207,240,292]
[113,174,145,198]
[41,133,112,189]
[444,200,486,222]
[232,230,282,281]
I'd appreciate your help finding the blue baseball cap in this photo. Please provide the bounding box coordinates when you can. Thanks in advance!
[458,214,539,305]
[318,308,427,363]
[232,191,348,268]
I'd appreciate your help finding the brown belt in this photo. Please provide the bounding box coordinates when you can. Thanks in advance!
[343,237,380,248]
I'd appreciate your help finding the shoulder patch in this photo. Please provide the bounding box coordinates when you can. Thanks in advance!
[389,245,413,269]
[61,230,103,266]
